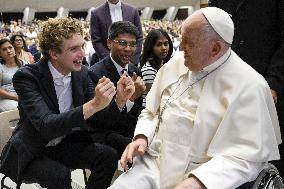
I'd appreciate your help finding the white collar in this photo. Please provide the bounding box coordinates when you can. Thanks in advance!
[189,48,231,83]
[48,61,71,80]
[110,54,128,75]
[202,47,231,73]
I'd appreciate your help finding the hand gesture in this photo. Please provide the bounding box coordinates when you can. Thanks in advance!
[120,135,147,171]
[116,72,135,108]
[92,76,116,111]
[130,72,146,102]
[271,89,277,103]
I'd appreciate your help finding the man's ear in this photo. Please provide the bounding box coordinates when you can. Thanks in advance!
[107,38,112,50]
[211,41,222,57]
[49,49,58,60]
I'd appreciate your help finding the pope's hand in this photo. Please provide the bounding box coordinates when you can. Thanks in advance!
[120,135,147,171]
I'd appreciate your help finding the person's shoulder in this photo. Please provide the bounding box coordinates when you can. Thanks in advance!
[92,2,107,12]
[141,63,157,72]
[89,57,107,73]
[129,63,141,74]
[122,2,138,10]
[13,62,40,80]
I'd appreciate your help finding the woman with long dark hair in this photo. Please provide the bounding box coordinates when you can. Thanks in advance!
[10,34,34,64]
[140,28,173,107]
[0,38,23,112]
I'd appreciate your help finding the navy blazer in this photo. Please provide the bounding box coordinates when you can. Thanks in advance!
[0,60,94,185]
[90,2,143,65]
[88,56,143,138]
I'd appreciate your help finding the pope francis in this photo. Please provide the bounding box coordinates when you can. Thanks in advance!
[108,7,282,189]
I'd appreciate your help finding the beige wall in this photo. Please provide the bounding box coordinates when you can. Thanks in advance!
[0,0,198,12]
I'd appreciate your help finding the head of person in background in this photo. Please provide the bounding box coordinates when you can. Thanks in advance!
[107,21,139,68]
[0,38,23,67]
[140,28,173,70]
[10,34,34,64]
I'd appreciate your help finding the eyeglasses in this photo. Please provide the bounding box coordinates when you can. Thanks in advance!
[112,39,137,48]
[15,38,23,42]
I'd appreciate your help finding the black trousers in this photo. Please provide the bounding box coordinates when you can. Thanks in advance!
[22,134,118,189]
[91,132,132,157]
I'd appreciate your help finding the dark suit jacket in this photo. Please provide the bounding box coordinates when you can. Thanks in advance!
[90,2,143,65]
[0,60,93,185]
[88,56,143,139]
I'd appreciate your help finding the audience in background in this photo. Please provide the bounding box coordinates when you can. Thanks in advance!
[0,38,22,112]
[140,28,173,107]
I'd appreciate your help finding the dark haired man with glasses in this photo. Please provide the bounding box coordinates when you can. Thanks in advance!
[90,0,143,66]
[88,21,146,158]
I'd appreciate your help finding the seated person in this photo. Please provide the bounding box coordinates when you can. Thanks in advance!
[0,38,23,112]
[89,21,145,156]
[0,17,134,189]
[108,7,282,189]
[10,34,34,64]
[140,28,173,107]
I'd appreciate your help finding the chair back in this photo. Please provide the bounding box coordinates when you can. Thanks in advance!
[0,109,19,153]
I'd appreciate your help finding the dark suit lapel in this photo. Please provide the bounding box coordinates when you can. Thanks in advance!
[121,3,128,21]
[104,2,113,28]
[71,71,84,107]
[38,60,59,111]
[105,57,121,86]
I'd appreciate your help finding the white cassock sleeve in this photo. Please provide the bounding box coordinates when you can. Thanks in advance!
[190,156,264,189]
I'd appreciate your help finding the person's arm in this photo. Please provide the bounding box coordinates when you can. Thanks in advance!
[175,156,263,189]
[13,69,115,141]
[0,88,18,100]
[90,10,109,59]
[88,68,137,133]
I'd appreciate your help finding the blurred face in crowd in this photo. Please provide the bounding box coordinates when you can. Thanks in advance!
[153,35,169,60]
[180,12,212,72]
[108,33,137,68]
[0,41,16,62]
[49,33,85,75]
[13,36,24,49]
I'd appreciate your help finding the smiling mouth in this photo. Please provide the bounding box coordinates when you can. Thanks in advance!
[73,60,82,65]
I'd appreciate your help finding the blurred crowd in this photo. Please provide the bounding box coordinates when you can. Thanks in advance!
[0,18,183,65]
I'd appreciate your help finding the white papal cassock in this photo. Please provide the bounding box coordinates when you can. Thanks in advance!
[109,49,281,189]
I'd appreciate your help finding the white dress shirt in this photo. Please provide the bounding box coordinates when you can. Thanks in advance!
[108,0,123,23]
[46,62,73,146]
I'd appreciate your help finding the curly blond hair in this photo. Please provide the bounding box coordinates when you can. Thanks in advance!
[38,17,83,59]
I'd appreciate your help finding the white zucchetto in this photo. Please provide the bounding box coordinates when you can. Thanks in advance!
[201,7,234,44]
